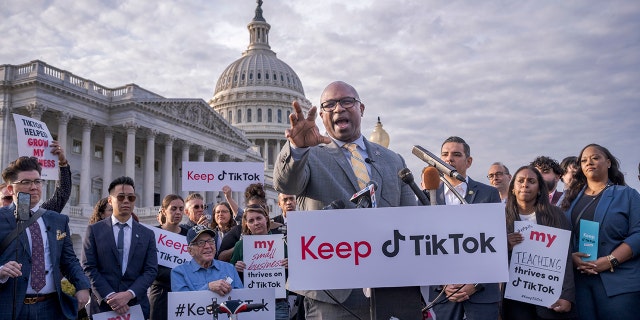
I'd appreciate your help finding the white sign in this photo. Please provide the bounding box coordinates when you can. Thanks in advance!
[92,304,144,320]
[12,113,57,179]
[168,288,275,320]
[181,161,264,191]
[242,234,286,298]
[144,224,191,268]
[504,221,571,307]
[287,204,509,290]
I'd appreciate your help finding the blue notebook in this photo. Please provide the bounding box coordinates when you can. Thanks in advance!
[579,219,599,261]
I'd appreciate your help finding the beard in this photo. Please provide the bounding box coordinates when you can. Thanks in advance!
[545,179,556,192]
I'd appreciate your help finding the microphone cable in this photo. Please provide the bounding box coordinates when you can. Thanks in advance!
[421,285,466,313]
[322,290,363,320]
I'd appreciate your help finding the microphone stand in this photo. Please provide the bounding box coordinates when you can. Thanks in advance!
[439,173,468,204]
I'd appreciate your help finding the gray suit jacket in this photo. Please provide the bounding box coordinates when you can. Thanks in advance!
[273,138,416,303]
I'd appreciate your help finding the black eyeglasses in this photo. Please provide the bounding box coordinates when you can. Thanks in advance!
[487,172,505,180]
[114,194,137,202]
[12,179,45,187]
[192,204,207,210]
[191,239,215,247]
[320,97,360,112]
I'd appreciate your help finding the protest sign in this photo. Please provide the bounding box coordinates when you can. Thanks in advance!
[242,234,286,298]
[144,224,191,268]
[181,161,263,191]
[287,203,509,290]
[12,113,57,179]
[92,304,144,320]
[168,288,274,320]
[504,221,571,307]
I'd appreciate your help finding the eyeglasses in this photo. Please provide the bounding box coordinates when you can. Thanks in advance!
[12,179,44,186]
[487,172,505,180]
[192,204,207,210]
[215,209,230,214]
[191,239,215,247]
[114,194,137,202]
[320,97,361,112]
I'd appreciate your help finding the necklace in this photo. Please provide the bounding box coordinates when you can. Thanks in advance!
[585,183,610,196]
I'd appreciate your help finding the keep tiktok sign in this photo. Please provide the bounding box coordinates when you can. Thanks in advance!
[287,204,509,290]
[181,161,263,191]
[504,221,571,307]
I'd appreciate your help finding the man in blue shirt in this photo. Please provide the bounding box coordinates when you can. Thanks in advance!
[171,225,242,295]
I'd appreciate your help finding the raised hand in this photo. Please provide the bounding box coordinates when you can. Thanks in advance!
[285,101,331,147]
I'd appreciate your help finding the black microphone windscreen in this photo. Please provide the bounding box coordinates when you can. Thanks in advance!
[398,168,415,184]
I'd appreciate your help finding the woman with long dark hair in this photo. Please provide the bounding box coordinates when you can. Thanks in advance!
[149,194,188,320]
[504,166,576,319]
[561,144,640,320]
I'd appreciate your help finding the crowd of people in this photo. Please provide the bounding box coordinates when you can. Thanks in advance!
[0,80,639,320]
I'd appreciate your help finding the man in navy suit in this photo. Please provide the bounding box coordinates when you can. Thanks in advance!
[424,136,502,320]
[0,156,90,319]
[81,176,157,319]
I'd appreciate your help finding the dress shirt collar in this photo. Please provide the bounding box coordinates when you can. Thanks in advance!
[444,176,469,205]
[187,258,221,272]
[110,214,133,228]
[332,135,366,152]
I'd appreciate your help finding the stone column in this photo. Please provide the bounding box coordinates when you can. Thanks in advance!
[181,141,191,199]
[161,135,175,197]
[145,129,158,207]
[26,102,47,121]
[56,112,72,151]
[79,120,94,206]
[263,139,269,170]
[124,122,138,179]
[102,127,113,196]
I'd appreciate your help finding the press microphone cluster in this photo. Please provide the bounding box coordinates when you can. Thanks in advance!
[323,199,346,210]
[412,145,465,182]
[350,180,378,208]
[398,168,429,206]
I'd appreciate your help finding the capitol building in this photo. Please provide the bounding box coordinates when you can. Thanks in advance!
[0,1,315,253]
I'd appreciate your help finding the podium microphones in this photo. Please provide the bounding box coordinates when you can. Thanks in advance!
[412,145,465,182]
[398,168,429,206]
[422,166,440,206]
[350,181,378,208]
[323,199,346,210]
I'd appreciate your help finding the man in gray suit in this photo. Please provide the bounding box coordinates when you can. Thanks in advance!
[425,136,501,320]
[273,81,419,319]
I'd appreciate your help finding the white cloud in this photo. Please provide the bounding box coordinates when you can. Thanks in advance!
[2,0,639,189]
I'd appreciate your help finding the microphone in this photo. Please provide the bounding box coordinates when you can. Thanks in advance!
[398,168,429,206]
[350,181,378,208]
[422,166,440,206]
[412,145,465,182]
[365,158,374,164]
[323,199,346,210]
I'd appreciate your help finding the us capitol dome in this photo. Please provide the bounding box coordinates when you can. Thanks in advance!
[209,0,312,181]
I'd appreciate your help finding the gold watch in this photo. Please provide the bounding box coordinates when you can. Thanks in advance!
[606,255,619,272]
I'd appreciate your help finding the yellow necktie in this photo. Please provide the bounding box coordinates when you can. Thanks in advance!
[344,143,370,189]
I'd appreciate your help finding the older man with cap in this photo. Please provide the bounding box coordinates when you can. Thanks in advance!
[171,225,242,295]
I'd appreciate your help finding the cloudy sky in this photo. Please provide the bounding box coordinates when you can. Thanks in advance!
[2,0,639,191]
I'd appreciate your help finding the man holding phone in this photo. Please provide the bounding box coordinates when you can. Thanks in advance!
[0,156,90,319]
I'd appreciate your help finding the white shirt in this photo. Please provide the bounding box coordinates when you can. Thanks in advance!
[519,212,537,223]
[444,178,468,205]
[110,215,133,275]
